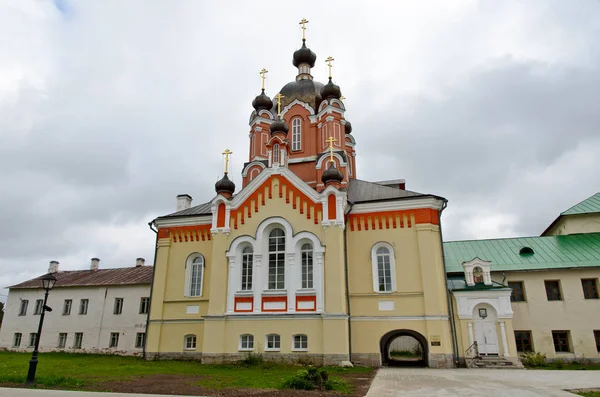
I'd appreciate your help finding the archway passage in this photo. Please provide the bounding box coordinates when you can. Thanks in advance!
[380,329,428,367]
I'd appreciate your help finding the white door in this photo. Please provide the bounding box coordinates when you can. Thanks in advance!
[474,321,499,355]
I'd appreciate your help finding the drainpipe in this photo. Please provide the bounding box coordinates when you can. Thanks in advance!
[343,201,355,362]
[143,220,159,360]
[438,200,459,366]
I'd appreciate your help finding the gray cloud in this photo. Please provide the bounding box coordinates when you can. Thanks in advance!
[1,0,599,298]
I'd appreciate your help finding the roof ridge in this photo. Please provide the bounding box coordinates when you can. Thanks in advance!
[561,192,600,215]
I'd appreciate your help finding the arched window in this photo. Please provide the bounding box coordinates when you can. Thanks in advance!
[301,243,313,289]
[273,143,280,164]
[241,247,253,291]
[371,243,396,293]
[266,334,281,351]
[184,334,196,350]
[473,266,484,284]
[268,228,285,290]
[185,255,205,297]
[292,118,302,151]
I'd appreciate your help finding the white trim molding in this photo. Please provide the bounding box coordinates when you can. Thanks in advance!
[452,289,514,320]
[462,257,492,286]
[351,197,445,214]
[280,99,315,118]
[371,242,397,293]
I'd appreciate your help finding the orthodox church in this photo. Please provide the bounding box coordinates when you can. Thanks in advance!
[145,21,600,367]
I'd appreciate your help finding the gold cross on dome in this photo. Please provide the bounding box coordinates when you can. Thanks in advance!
[259,68,268,90]
[222,148,233,174]
[326,136,336,164]
[340,95,346,102]
[299,18,309,40]
[274,93,285,116]
[325,56,335,79]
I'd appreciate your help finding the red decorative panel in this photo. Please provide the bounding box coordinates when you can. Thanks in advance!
[234,296,254,313]
[295,295,316,312]
[261,296,287,312]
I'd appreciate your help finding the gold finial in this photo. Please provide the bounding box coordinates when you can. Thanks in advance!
[326,136,336,164]
[340,95,346,102]
[222,148,233,174]
[299,18,309,40]
[274,93,285,116]
[259,68,268,91]
[325,56,335,79]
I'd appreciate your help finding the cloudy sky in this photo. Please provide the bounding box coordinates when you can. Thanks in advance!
[1,0,599,298]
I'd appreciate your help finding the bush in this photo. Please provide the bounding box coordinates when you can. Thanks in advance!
[282,367,334,391]
[240,352,264,367]
[520,352,547,367]
[554,358,564,369]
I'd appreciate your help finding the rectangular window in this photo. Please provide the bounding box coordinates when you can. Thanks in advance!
[545,280,562,301]
[241,249,253,291]
[190,261,204,296]
[58,333,67,348]
[13,333,22,348]
[240,334,254,350]
[595,331,600,353]
[135,333,146,349]
[552,330,570,352]
[109,332,119,348]
[582,279,599,299]
[63,299,72,315]
[293,334,308,351]
[73,333,83,349]
[184,335,197,350]
[79,299,89,315]
[268,230,285,290]
[301,244,313,289]
[34,299,44,315]
[376,248,393,292]
[292,118,302,151]
[19,300,28,316]
[113,298,124,315]
[29,333,37,348]
[508,281,526,302]
[514,331,533,352]
[266,334,280,351]
[139,297,150,314]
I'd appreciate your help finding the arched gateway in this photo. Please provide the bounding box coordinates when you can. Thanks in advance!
[380,329,428,367]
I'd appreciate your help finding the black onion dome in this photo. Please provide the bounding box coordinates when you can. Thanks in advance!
[293,40,317,68]
[215,173,235,195]
[252,89,273,111]
[269,117,289,135]
[344,120,352,134]
[321,163,344,184]
[273,79,325,113]
[320,78,342,100]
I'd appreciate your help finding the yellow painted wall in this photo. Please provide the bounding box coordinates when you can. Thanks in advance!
[545,213,600,236]
[494,269,600,359]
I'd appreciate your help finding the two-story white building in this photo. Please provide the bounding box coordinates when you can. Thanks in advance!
[0,258,153,355]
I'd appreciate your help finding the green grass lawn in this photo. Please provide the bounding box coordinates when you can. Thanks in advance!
[0,351,371,393]
[524,362,600,371]
[574,392,600,397]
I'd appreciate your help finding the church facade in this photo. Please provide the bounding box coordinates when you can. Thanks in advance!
[145,28,454,367]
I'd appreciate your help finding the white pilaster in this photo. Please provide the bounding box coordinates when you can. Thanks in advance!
[253,254,262,312]
[468,322,474,347]
[226,257,236,314]
[316,252,324,312]
[287,253,295,312]
[500,321,510,357]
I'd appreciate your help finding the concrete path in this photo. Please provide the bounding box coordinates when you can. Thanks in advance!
[366,368,600,396]
[0,389,202,397]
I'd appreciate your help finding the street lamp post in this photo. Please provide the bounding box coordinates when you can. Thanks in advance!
[25,273,57,385]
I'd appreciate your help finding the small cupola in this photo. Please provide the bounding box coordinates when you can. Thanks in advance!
[320,78,342,100]
[215,173,235,198]
[321,162,344,185]
[269,117,289,135]
[293,19,317,80]
[344,120,352,134]
[252,89,273,112]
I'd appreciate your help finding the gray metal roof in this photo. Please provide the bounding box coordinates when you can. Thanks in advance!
[347,179,429,203]
[10,266,153,289]
[159,201,213,219]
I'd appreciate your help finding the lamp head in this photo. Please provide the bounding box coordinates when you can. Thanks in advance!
[41,273,57,291]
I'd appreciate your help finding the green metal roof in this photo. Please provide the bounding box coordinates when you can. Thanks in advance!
[443,233,600,273]
[561,193,600,215]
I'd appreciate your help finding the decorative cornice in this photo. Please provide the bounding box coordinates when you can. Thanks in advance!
[351,197,445,214]
[280,99,315,118]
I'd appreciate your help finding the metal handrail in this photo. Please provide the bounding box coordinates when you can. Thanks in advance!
[465,341,478,368]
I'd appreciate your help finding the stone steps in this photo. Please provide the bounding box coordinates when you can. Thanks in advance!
[468,356,524,369]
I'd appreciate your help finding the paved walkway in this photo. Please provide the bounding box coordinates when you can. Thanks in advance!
[366,368,600,396]
[0,389,198,397]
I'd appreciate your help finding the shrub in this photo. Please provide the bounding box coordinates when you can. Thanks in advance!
[554,358,564,369]
[282,367,334,391]
[520,352,547,367]
[240,352,263,367]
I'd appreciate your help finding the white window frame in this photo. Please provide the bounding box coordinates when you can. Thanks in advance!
[292,334,308,351]
[371,242,397,293]
[301,243,314,289]
[113,298,123,315]
[79,299,89,315]
[292,118,302,151]
[19,300,28,316]
[63,299,72,315]
[239,334,254,351]
[139,297,150,314]
[273,143,280,164]
[109,332,119,348]
[184,334,197,350]
[34,299,43,315]
[185,254,205,297]
[241,246,254,291]
[58,333,67,348]
[29,333,37,347]
[13,333,22,347]
[135,332,146,348]
[265,334,281,351]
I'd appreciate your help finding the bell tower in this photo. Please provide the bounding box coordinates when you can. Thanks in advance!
[242,20,357,192]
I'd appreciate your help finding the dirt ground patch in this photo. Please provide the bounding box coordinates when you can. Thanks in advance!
[0,371,375,397]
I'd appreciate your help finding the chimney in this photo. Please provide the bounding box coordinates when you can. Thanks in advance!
[177,194,193,211]
[135,258,145,267]
[90,258,100,271]
[48,261,59,273]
